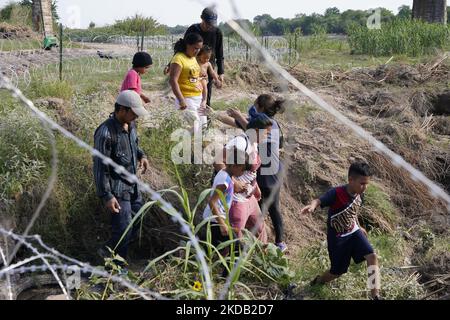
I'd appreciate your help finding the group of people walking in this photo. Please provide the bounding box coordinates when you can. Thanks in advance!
[92,7,382,299]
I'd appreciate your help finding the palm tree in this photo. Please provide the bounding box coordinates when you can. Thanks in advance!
[412,0,447,23]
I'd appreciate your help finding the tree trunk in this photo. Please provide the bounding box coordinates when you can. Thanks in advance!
[412,0,448,23]
[32,0,42,32]
[32,0,54,35]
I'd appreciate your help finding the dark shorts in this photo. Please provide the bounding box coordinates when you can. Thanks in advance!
[327,229,374,276]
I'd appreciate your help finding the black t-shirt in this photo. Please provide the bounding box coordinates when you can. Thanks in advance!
[185,23,224,75]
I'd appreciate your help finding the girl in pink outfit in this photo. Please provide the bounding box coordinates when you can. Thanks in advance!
[121,52,152,104]
[214,114,274,243]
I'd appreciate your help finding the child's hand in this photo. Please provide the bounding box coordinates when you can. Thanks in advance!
[234,180,248,193]
[220,224,229,236]
[163,65,170,75]
[254,186,262,202]
[142,96,151,104]
[179,100,188,110]
[300,205,315,215]
[214,80,223,89]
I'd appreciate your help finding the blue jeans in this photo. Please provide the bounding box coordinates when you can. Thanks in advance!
[105,193,143,262]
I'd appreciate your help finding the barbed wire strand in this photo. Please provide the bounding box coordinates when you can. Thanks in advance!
[0,243,13,300]
[0,228,170,300]
[2,227,71,300]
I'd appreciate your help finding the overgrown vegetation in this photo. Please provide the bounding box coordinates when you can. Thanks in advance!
[220,6,450,37]
[348,19,450,56]
[0,105,51,204]
[76,174,294,300]
[66,14,168,41]
[0,0,59,27]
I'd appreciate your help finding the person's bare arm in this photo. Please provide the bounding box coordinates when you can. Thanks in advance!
[209,185,229,235]
[201,79,208,109]
[300,199,321,215]
[140,93,150,104]
[208,63,222,88]
[169,63,187,109]
[215,112,239,127]
[227,108,248,129]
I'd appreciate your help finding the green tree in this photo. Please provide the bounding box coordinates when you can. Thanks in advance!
[253,14,271,35]
[112,14,167,35]
[325,7,340,17]
[324,7,342,33]
[340,9,368,33]
[397,5,412,19]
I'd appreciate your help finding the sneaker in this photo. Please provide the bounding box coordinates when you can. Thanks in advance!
[283,283,298,300]
[276,242,288,253]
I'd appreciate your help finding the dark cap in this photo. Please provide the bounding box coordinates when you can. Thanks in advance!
[201,7,218,25]
[132,52,153,68]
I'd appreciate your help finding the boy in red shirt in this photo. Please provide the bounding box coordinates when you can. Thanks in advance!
[301,162,382,300]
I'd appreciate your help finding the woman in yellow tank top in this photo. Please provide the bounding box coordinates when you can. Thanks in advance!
[169,33,208,134]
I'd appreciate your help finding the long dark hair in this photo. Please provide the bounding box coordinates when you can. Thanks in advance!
[174,33,203,54]
[256,94,285,118]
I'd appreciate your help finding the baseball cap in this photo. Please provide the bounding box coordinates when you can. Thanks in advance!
[201,7,218,26]
[116,90,149,117]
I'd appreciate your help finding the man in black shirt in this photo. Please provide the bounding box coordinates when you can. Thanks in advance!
[185,7,224,107]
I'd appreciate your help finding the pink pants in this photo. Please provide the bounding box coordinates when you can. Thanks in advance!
[229,195,267,243]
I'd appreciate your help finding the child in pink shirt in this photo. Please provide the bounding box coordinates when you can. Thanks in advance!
[121,52,152,104]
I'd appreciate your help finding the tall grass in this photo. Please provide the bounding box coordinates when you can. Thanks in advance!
[80,167,293,300]
[348,19,450,57]
[0,106,51,203]
[0,4,32,27]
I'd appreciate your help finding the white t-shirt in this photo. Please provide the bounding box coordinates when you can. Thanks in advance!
[203,169,234,222]
[225,135,258,202]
